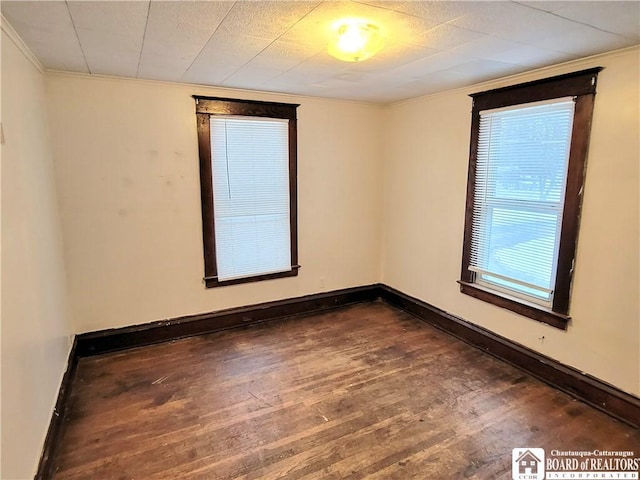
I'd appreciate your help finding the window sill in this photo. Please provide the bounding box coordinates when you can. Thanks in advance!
[458,281,569,330]
[205,268,298,288]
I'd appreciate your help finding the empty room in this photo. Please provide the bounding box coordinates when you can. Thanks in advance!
[1,1,639,479]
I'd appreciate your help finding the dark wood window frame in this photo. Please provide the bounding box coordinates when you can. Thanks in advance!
[459,67,603,330]
[194,96,300,288]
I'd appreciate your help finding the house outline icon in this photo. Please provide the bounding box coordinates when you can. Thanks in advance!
[516,449,542,475]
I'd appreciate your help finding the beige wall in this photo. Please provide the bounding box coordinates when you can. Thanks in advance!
[382,47,640,396]
[45,74,384,333]
[1,28,73,478]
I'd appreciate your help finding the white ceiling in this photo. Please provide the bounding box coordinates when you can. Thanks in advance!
[2,1,639,104]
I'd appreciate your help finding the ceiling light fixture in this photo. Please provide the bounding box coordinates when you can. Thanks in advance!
[328,19,385,62]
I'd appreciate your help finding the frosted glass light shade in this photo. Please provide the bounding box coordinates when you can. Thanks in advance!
[328,20,385,62]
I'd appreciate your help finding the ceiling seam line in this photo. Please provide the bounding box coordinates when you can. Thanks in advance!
[219,0,324,86]
[513,1,636,39]
[251,45,327,89]
[403,18,485,50]
[351,0,435,24]
[65,0,91,74]
[180,1,238,80]
[135,0,152,78]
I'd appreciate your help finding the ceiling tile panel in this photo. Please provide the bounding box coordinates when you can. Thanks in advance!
[137,1,235,81]
[250,40,325,70]
[451,2,584,43]
[181,34,274,85]
[222,64,288,89]
[349,42,439,73]
[397,69,472,97]
[446,58,526,82]
[360,1,485,27]
[532,23,634,57]
[482,45,577,68]
[411,24,486,50]
[552,2,640,39]
[222,41,324,88]
[67,1,149,76]
[66,1,149,33]
[449,35,524,61]
[1,1,88,72]
[516,2,576,13]
[264,72,326,91]
[299,73,374,90]
[262,60,350,94]
[281,55,352,77]
[214,1,320,39]
[182,1,319,86]
[389,50,476,79]
[73,27,142,77]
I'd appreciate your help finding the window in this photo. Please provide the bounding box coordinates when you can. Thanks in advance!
[194,96,299,287]
[459,68,602,329]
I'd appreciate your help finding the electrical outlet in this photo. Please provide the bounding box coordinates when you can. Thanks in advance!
[320,276,326,291]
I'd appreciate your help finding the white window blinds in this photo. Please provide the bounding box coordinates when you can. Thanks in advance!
[210,116,291,281]
[469,98,576,305]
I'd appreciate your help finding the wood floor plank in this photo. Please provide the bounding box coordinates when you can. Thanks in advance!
[52,302,639,479]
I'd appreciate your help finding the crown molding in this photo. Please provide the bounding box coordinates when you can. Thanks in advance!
[1,14,44,73]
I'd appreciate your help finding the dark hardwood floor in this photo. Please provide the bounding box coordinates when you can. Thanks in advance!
[53,302,639,479]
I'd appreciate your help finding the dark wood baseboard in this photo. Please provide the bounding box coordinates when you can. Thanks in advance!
[378,284,640,428]
[76,284,380,357]
[40,282,638,478]
[35,338,78,480]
